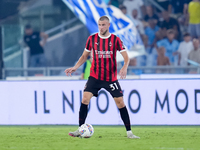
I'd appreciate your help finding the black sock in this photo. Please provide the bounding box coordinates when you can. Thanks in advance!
[79,103,88,127]
[119,106,131,131]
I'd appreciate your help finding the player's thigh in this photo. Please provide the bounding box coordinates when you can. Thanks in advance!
[84,76,101,97]
[103,80,125,108]
[104,80,123,98]
[82,92,93,105]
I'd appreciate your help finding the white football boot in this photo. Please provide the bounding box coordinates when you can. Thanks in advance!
[127,131,140,139]
[68,128,80,137]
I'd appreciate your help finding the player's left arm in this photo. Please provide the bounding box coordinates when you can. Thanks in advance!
[40,32,48,46]
[119,51,130,79]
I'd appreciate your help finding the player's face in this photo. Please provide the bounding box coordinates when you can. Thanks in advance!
[98,20,110,36]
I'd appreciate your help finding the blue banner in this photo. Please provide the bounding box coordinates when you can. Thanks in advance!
[62,0,144,51]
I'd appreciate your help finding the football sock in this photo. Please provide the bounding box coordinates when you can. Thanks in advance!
[79,103,88,127]
[127,130,133,134]
[119,106,131,131]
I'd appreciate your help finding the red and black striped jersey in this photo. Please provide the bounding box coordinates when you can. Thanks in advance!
[85,33,126,82]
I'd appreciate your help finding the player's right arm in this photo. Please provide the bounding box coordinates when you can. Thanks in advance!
[81,61,87,79]
[65,50,90,76]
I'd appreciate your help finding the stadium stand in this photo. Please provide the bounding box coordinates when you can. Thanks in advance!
[0,0,200,80]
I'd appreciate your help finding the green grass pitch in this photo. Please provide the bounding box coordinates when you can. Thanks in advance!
[0,126,199,150]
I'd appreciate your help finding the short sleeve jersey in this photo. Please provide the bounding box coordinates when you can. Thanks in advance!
[85,33,126,82]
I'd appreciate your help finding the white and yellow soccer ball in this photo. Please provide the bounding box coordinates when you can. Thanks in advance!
[79,123,94,138]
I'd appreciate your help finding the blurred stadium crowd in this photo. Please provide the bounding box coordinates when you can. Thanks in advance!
[107,0,200,72]
[1,0,200,78]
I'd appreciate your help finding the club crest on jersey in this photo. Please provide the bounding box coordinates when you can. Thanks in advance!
[109,41,112,47]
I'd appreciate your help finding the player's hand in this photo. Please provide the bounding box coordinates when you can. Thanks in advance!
[119,67,127,79]
[64,67,77,76]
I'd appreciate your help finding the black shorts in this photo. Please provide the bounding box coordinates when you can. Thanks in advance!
[84,76,123,98]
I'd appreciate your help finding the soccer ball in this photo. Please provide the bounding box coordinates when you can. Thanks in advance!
[79,123,94,138]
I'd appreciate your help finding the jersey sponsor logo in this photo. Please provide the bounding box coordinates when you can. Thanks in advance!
[95,50,113,58]
[95,42,99,45]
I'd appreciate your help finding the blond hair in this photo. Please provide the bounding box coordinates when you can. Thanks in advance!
[99,16,110,22]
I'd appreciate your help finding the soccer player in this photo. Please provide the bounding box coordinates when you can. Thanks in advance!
[65,16,140,139]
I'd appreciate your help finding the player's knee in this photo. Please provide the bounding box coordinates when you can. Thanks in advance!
[82,96,90,105]
[117,101,125,108]
[115,98,125,108]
